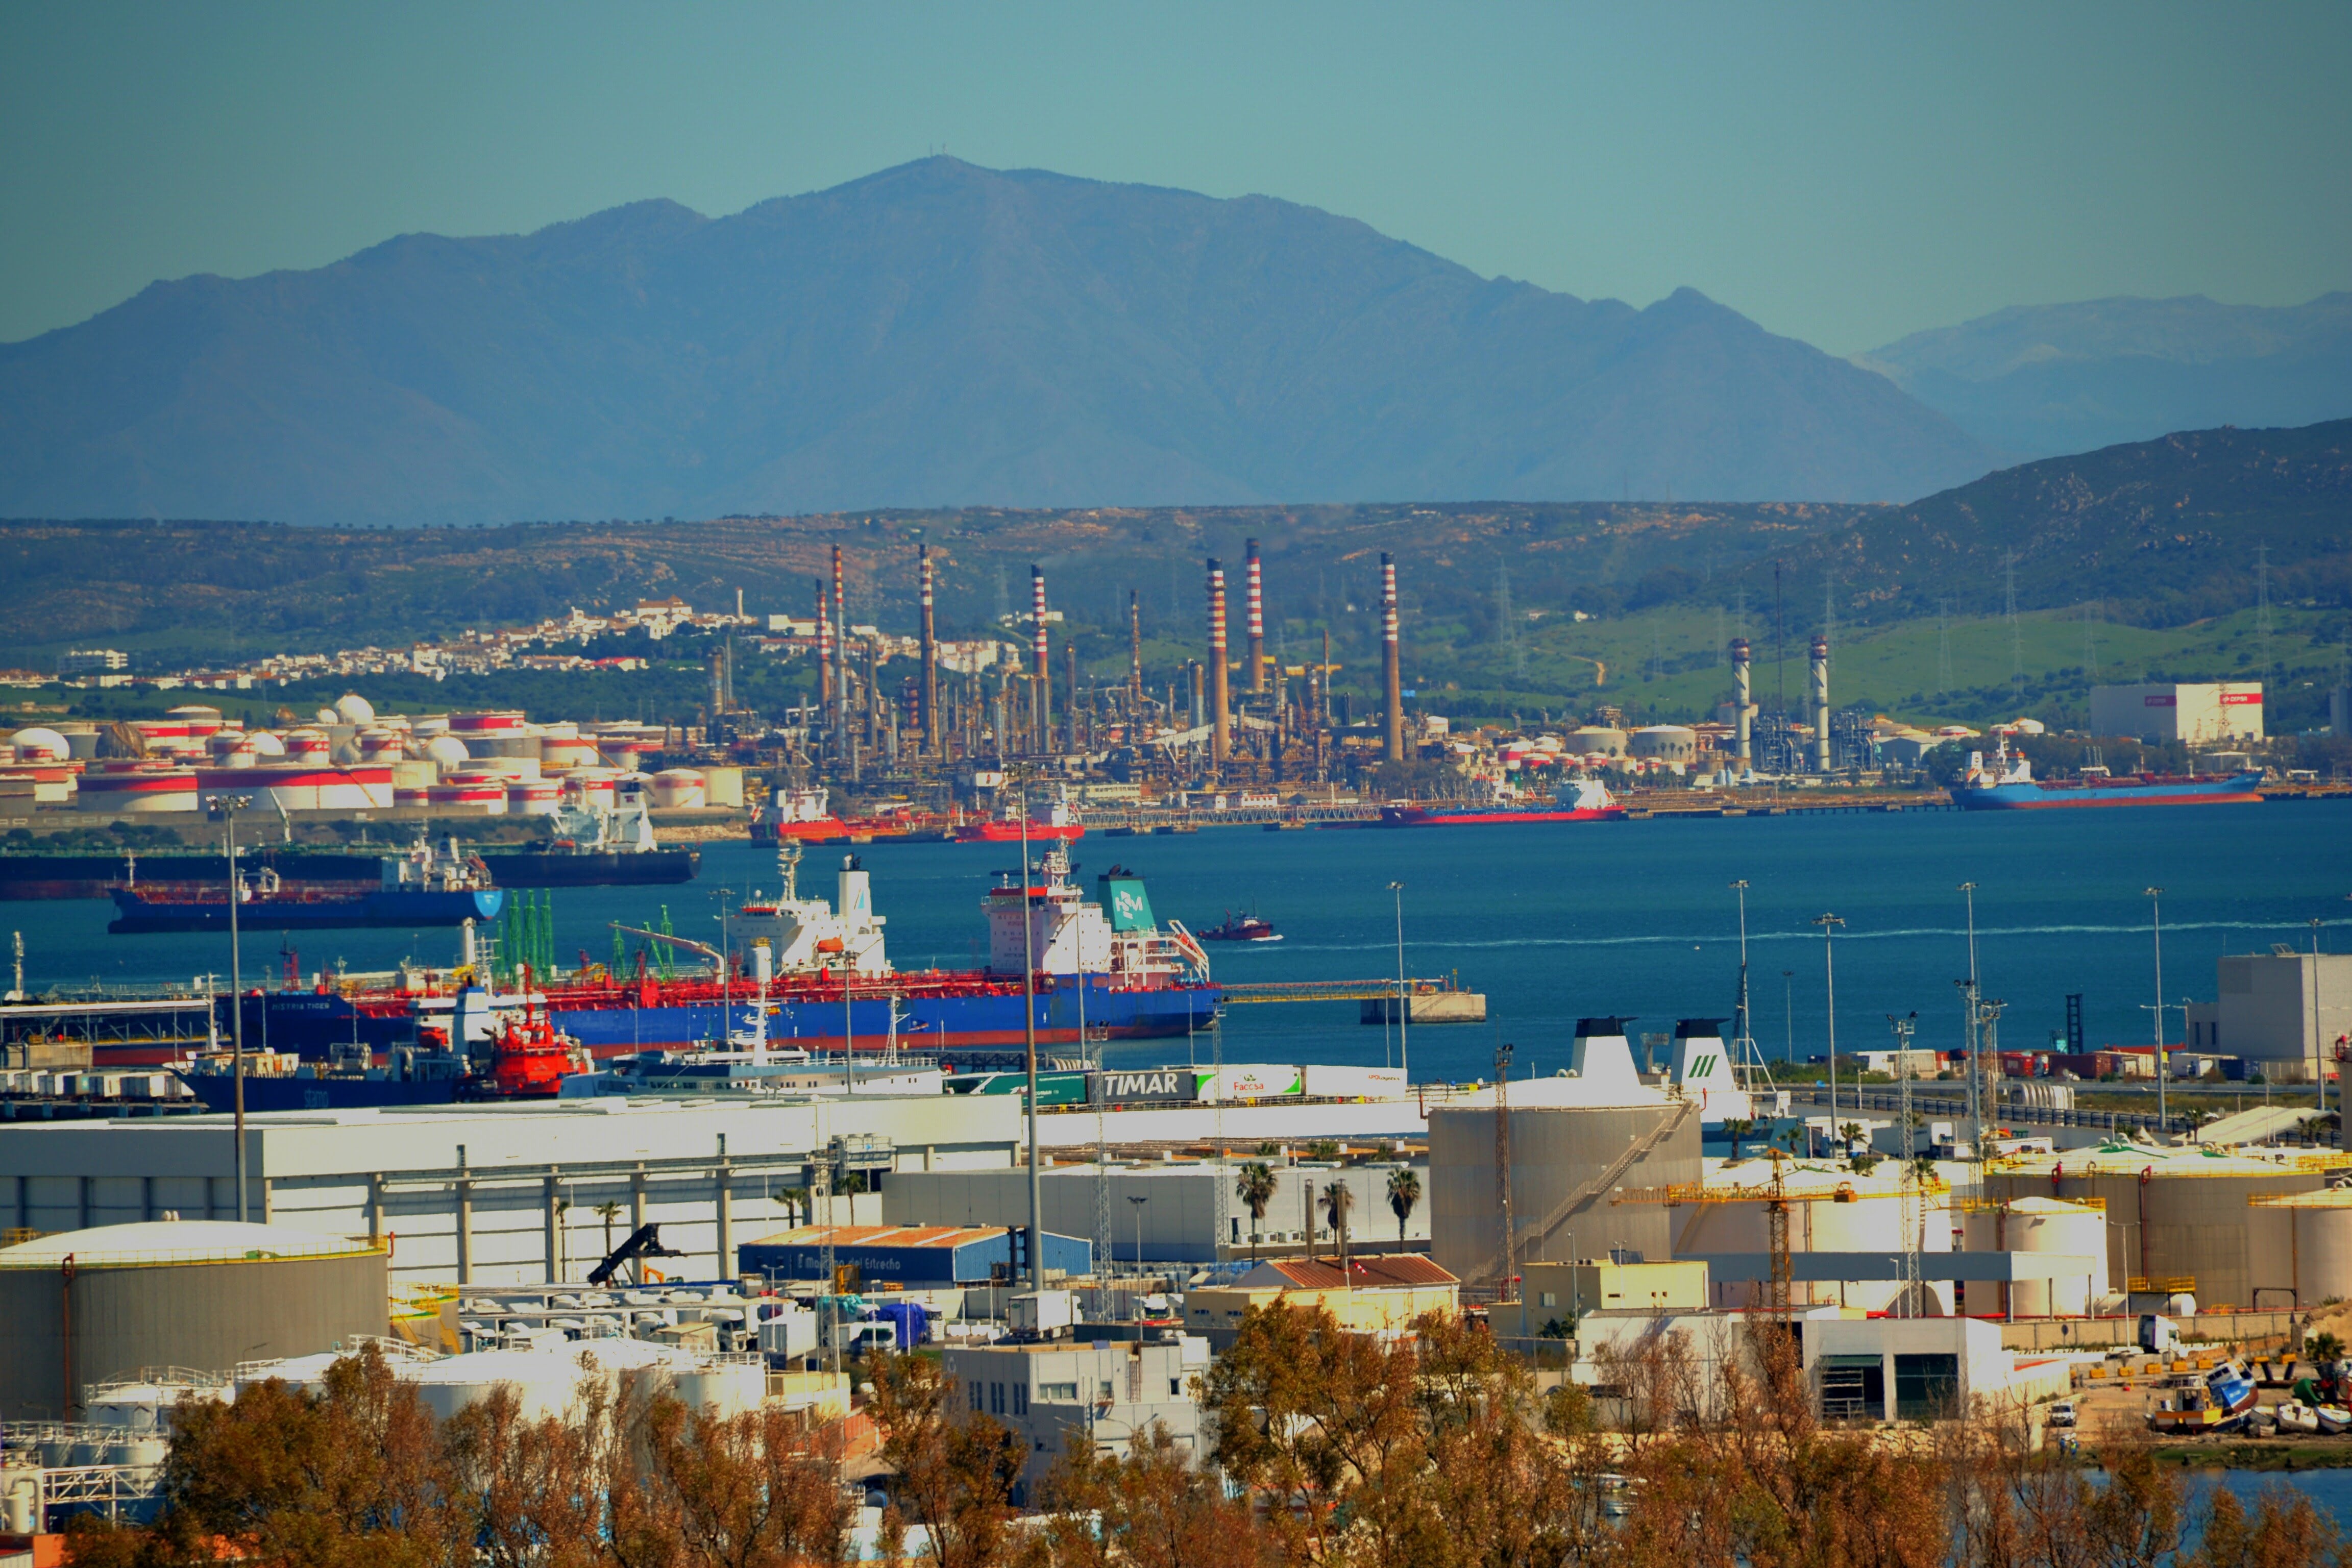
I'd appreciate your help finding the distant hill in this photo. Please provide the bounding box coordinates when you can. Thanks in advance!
[1714,418,2352,628]
[0,159,1994,524]
[1858,294,2352,460]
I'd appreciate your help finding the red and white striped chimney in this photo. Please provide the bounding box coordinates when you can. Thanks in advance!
[1208,559,1230,764]
[1381,552,1404,763]
[1245,538,1266,695]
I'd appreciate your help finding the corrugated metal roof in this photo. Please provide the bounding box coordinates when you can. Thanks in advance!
[744,1224,1007,1250]
[1244,1253,1459,1291]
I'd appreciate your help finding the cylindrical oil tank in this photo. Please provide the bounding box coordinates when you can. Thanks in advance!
[1567,726,1626,758]
[1962,1197,2109,1317]
[667,1361,766,1418]
[650,769,706,808]
[1427,1083,1700,1285]
[0,1220,387,1420]
[1989,1149,2322,1308]
[398,1349,609,1423]
[1673,1160,1949,1313]
[2246,1191,2352,1311]
[508,780,561,816]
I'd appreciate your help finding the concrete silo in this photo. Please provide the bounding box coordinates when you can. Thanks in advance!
[1427,1021,1701,1286]
[2246,1190,2352,1311]
[0,1219,388,1419]
[1987,1142,2323,1309]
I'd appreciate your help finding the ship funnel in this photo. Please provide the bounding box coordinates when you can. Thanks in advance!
[1566,1017,1643,1098]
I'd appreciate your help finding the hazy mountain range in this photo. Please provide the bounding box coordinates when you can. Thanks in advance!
[1858,293,2352,461]
[2,158,2344,527]
[0,158,1995,525]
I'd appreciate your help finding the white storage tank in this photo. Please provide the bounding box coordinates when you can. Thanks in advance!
[508,780,562,816]
[396,1349,604,1423]
[650,768,706,808]
[1673,1159,1951,1313]
[2247,1190,2352,1311]
[701,765,744,808]
[9,726,71,762]
[666,1360,766,1418]
[541,738,602,771]
[424,734,472,769]
[1961,1197,2110,1317]
[334,694,376,725]
[76,762,199,814]
[430,773,510,815]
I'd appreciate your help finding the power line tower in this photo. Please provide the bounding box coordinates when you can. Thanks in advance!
[1888,1012,1920,1317]
[2003,554,2024,704]
[1936,599,1954,695]
[2256,541,2274,690]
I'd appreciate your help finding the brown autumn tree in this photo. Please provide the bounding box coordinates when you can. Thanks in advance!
[1034,1422,1267,1568]
[67,1345,467,1568]
[865,1350,1025,1568]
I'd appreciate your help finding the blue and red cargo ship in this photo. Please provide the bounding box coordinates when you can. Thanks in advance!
[1951,737,2263,811]
[143,850,1218,1069]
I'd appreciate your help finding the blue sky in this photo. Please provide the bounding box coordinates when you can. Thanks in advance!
[3,2,2345,354]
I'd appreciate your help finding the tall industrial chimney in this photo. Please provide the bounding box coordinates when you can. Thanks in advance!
[1382,553,1405,763]
[1245,539,1266,696]
[1208,559,1231,764]
[1732,636,1752,766]
[816,578,834,735]
[1066,642,1080,754]
[1810,633,1831,772]
[1031,566,1051,753]
[1128,590,1143,709]
[919,544,939,755]
[832,545,849,731]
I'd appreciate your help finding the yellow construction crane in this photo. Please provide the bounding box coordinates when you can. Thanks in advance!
[1614,1157,1954,1316]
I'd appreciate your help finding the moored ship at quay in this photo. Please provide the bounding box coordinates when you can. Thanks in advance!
[56,845,1219,1069]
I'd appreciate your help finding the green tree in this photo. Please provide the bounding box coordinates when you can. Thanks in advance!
[1321,1180,1356,1276]
[1234,1162,1278,1262]
[1385,1167,1422,1252]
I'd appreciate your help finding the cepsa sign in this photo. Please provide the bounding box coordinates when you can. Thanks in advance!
[2221,693,2264,705]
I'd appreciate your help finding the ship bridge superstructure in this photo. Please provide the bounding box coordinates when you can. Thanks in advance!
[730,844,889,977]
[985,848,1202,987]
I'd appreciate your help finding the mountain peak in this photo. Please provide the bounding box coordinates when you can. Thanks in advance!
[0,162,1992,523]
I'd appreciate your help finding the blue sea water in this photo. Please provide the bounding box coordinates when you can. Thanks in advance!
[16,799,2351,1087]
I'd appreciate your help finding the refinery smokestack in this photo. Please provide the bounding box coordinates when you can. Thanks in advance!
[1246,538,1266,695]
[1128,591,1143,708]
[919,544,939,755]
[1382,552,1405,763]
[1731,636,1752,766]
[816,578,834,734]
[1208,559,1231,764]
[832,545,849,728]
[1810,633,1831,773]
[1031,566,1051,752]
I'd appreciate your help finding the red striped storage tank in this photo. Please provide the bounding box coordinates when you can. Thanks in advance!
[507,779,561,816]
[77,762,200,814]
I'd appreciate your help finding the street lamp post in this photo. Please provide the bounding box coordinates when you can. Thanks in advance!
[1020,781,1042,1291]
[1387,881,1408,1084]
[1126,1193,1149,1283]
[206,793,254,1223]
[1958,882,1980,1150]
[1814,914,1845,1124]
[2146,888,2167,1135]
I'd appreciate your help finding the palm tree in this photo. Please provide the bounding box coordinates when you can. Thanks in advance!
[1385,1167,1422,1251]
[1838,1121,1866,1155]
[594,1199,623,1258]
[1321,1180,1356,1278]
[1721,1117,1755,1162]
[774,1186,809,1226]
[1235,1162,1278,1262]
